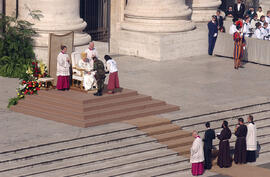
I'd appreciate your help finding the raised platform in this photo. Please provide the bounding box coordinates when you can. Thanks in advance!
[10,88,180,128]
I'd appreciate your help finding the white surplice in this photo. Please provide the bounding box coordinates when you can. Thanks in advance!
[246,123,257,151]
[84,48,98,68]
[57,52,70,76]
[190,136,204,163]
[78,59,96,90]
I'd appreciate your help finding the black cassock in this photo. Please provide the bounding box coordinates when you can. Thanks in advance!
[234,124,247,164]
[217,127,232,168]
[203,128,215,169]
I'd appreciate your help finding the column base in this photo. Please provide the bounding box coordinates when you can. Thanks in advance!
[110,27,208,61]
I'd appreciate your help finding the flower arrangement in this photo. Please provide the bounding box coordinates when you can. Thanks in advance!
[26,60,49,80]
[8,60,48,108]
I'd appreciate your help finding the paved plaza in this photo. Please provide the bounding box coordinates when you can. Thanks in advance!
[1,54,270,148]
[0,54,270,176]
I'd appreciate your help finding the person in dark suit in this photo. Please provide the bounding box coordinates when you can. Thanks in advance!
[203,122,216,170]
[233,0,245,19]
[215,10,224,31]
[207,16,218,55]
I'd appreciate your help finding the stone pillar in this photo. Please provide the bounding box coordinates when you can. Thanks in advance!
[18,0,91,64]
[121,0,195,33]
[260,0,270,11]
[191,0,222,22]
[110,0,209,61]
[0,0,2,14]
[5,0,17,16]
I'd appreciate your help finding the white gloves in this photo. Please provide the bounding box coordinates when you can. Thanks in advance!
[213,33,218,37]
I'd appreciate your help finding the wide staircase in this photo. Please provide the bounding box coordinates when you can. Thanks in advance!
[10,89,179,128]
[0,123,191,177]
[171,101,270,155]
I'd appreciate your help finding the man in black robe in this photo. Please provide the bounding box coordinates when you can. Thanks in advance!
[203,122,216,170]
[234,118,247,164]
[217,121,232,168]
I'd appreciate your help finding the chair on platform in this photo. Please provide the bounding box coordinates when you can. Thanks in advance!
[71,52,85,90]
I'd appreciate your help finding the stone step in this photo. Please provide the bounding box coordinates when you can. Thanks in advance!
[118,161,190,177]
[169,100,270,122]
[0,143,168,177]
[0,123,136,154]
[171,144,191,157]
[174,104,270,127]
[0,130,146,165]
[160,136,193,149]
[122,116,171,129]
[21,94,152,112]
[17,98,166,120]
[0,135,155,164]
[75,155,187,177]
[152,130,191,142]
[30,149,178,177]
[141,124,180,136]
[182,111,270,134]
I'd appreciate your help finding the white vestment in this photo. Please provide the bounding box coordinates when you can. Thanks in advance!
[78,59,96,90]
[84,48,98,68]
[229,24,237,35]
[246,123,257,151]
[266,16,270,24]
[254,28,264,40]
[106,59,118,73]
[243,22,251,37]
[190,137,204,163]
[57,52,70,76]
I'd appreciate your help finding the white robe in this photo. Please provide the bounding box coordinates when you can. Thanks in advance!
[254,28,264,40]
[78,60,96,90]
[56,52,70,76]
[84,48,98,68]
[246,123,257,151]
[106,59,118,73]
[190,137,204,163]
[243,22,251,37]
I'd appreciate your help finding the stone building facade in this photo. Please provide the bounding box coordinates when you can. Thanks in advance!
[0,0,266,62]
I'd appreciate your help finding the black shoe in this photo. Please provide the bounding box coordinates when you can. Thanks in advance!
[94,92,102,96]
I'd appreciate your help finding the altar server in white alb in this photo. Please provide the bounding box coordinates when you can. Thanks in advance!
[246,115,257,162]
[79,52,97,91]
[190,131,204,176]
[56,45,70,91]
[254,22,264,40]
[84,42,98,68]
[104,55,120,94]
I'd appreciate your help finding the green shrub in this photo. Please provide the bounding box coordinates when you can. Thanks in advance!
[0,13,38,79]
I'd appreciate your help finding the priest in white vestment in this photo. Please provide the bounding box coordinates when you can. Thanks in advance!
[79,53,96,91]
[84,42,98,68]
[190,131,204,176]
[56,45,70,91]
[246,115,257,162]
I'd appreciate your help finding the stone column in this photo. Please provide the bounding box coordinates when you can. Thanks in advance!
[18,0,91,64]
[260,0,270,11]
[191,0,222,22]
[0,0,2,14]
[5,0,17,16]
[121,0,195,33]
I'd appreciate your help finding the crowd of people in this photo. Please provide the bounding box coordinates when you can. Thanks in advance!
[56,42,120,96]
[190,115,257,176]
[208,0,270,69]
